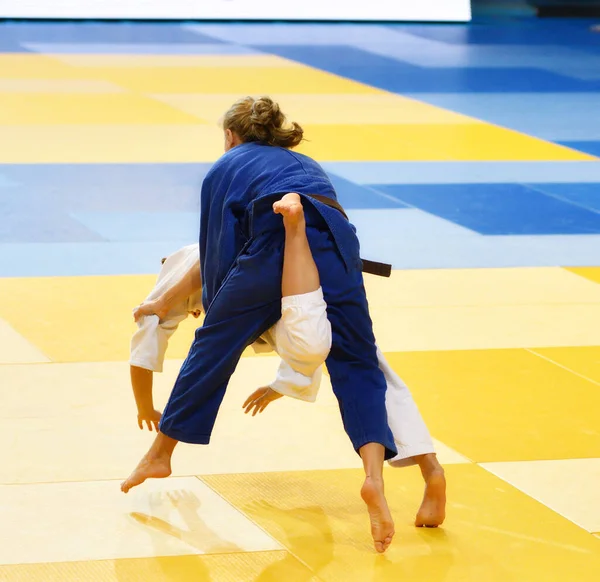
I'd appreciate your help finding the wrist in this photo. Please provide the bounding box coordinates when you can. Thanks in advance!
[135,400,155,414]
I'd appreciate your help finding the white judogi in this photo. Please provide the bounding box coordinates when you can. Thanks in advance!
[130,245,435,466]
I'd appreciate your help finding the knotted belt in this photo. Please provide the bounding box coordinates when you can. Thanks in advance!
[306,194,392,278]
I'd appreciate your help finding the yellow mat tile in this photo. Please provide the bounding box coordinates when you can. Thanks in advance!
[0,275,201,362]
[53,53,305,69]
[0,93,204,125]
[0,79,125,93]
[2,121,582,164]
[0,477,280,565]
[0,552,318,582]
[151,93,476,126]
[0,319,49,364]
[363,267,600,308]
[385,348,600,462]
[307,123,454,160]
[294,122,594,162]
[0,124,224,164]
[530,346,600,384]
[3,271,600,362]
[482,458,600,533]
[295,124,452,161]
[396,123,596,161]
[203,464,600,582]
[369,303,600,352]
[0,54,85,79]
[0,358,356,484]
[91,66,379,95]
[566,266,600,285]
[0,357,463,484]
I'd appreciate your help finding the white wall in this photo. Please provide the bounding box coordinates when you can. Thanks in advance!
[0,1,471,22]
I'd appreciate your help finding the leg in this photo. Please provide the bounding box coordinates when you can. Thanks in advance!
[414,453,446,527]
[122,231,284,493]
[121,432,176,492]
[304,218,396,552]
[360,443,395,553]
[267,193,332,402]
[378,348,446,526]
[274,193,320,297]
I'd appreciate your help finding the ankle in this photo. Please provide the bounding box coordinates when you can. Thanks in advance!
[417,454,444,479]
[283,217,306,232]
[364,475,384,486]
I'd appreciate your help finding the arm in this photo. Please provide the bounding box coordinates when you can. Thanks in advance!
[243,359,323,415]
[130,365,161,431]
[134,257,202,322]
[130,250,201,429]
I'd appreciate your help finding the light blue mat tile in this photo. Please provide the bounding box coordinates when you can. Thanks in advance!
[323,162,600,185]
[404,93,600,141]
[71,212,200,242]
[22,42,260,55]
[185,23,401,46]
[0,242,192,278]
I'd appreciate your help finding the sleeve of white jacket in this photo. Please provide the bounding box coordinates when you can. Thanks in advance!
[270,359,324,403]
[268,288,332,403]
[129,245,200,373]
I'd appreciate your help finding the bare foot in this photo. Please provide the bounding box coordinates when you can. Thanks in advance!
[273,193,304,229]
[415,467,446,528]
[121,453,172,493]
[361,477,395,553]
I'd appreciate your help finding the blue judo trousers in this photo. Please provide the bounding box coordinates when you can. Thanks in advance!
[160,142,397,460]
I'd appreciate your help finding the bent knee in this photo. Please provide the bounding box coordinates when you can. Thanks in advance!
[282,326,332,368]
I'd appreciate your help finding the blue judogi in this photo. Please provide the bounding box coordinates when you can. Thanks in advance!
[160,142,397,459]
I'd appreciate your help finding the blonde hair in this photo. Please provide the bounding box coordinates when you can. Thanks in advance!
[222,96,304,149]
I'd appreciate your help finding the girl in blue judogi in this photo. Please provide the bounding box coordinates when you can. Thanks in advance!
[121,97,437,553]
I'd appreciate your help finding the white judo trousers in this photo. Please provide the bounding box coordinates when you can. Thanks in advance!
[130,245,435,467]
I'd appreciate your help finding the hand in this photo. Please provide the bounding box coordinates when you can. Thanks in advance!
[133,298,169,322]
[137,409,162,431]
[243,387,283,416]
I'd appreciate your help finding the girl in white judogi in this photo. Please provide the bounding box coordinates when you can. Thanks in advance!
[130,194,445,528]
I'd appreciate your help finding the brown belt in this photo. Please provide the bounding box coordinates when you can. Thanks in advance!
[306,194,392,278]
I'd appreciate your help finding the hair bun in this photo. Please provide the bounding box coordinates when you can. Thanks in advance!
[250,97,281,128]
[222,95,304,149]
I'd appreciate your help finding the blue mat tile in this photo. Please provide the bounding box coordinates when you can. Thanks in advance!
[557,141,600,158]
[0,187,106,243]
[356,39,600,75]
[328,174,407,209]
[0,39,32,53]
[372,183,600,235]
[526,183,600,214]
[1,22,224,45]
[0,212,105,244]
[0,163,210,213]
[255,45,600,93]
[393,21,600,50]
